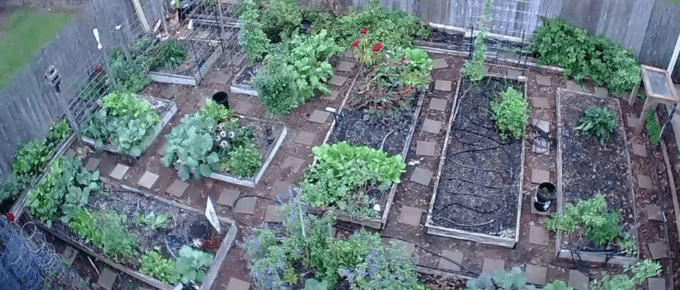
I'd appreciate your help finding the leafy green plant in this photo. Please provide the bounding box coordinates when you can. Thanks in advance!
[78,69,111,101]
[300,142,405,218]
[48,119,70,145]
[176,245,214,284]
[543,280,572,290]
[490,87,528,140]
[352,31,384,67]
[466,267,535,290]
[531,18,640,95]
[589,260,660,290]
[154,39,187,69]
[261,0,302,40]
[162,113,220,180]
[129,36,159,72]
[109,46,152,93]
[575,107,617,146]
[0,176,26,204]
[11,139,52,181]
[377,47,433,89]
[252,56,300,115]
[227,144,263,178]
[133,211,170,230]
[140,250,180,284]
[304,279,327,290]
[68,208,137,263]
[645,110,661,145]
[238,0,270,62]
[462,0,492,81]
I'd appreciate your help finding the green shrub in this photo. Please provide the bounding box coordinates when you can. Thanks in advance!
[300,142,406,218]
[47,119,70,145]
[252,57,300,115]
[531,18,640,95]
[129,36,158,72]
[490,87,528,140]
[154,39,187,69]
[238,0,270,62]
[140,250,180,284]
[11,139,52,181]
[575,107,617,146]
[176,245,214,284]
[380,47,433,89]
[261,0,302,40]
[645,110,661,145]
[109,47,152,93]
[227,144,263,178]
[0,176,26,204]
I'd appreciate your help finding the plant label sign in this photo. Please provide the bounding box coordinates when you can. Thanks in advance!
[205,197,221,233]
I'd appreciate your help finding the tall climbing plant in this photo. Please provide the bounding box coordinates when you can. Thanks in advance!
[462,0,493,81]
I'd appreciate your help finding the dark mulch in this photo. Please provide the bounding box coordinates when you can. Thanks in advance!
[234,63,260,86]
[431,77,523,237]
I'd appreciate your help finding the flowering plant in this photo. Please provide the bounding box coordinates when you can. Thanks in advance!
[6,212,14,222]
[352,29,383,67]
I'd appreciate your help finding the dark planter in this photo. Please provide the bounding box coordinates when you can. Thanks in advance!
[533,182,556,212]
[212,91,229,109]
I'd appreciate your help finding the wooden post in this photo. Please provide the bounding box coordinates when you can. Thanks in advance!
[635,97,654,135]
[131,0,151,32]
[158,0,168,34]
[628,79,640,105]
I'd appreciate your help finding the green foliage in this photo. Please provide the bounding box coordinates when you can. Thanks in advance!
[154,39,187,69]
[162,113,220,180]
[133,211,170,230]
[462,0,492,81]
[81,92,160,156]
[261,0,302,40]
[78,70,111,101]
[109,47,152,93]
[68,208,137,263]
[227,144,263,178]
[466,267,536,290]
[26,157,100,227]
[244,199,424,290]
[238,0,271,62]
[590,260,660,290]
[645,110,661,145]
[252,57,299,115]
[47,119,70,145]
[531,18,640,95]
[300,142,405,218]
[140,250,180,284]
[352,32,384,67]
[543,280,572,290]
[378,47,433,89]
[490,87,528,140]
[11,139,52,181]
[176,245,214,284]
[575,107,617,146]
[0,176,26,204]
[129,36,159,72]
[544,194,634,253]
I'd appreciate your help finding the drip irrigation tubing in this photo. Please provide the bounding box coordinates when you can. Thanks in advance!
[449,159,508,178]
[444,176,505,190]
[432,215,495,228]
[434,199,501,215]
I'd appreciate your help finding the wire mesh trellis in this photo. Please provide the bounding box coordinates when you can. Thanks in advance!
[0,218,89,290]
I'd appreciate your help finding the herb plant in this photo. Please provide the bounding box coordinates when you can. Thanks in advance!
[251,57,299,115]
[129,36,159,72]
[490,87,528,140]
[300,142,405,218]
[133,211,170,230]
[645,110,660,145]
[589,260,660,290]
[0,176,26,204]
[154,39,187,69]
[227,144,263,178]
[575,107,617,146]
[109,47,152,93]
[238,0,270,62]
[176,245,214,284]
[140,250,180,284]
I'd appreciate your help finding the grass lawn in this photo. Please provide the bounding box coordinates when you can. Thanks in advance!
[0,8,72,88]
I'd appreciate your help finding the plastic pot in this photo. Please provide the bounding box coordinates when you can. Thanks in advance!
[533,182,556,212]
[212,91,229,109]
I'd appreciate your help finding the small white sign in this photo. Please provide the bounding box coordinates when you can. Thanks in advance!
[205,197,221,233]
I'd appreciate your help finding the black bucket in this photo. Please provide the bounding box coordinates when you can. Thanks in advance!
[533,182,556,212]
[212,91,229,109]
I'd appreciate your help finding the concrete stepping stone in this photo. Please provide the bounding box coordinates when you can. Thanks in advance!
[398,206,423,226]
[211,72,232,84]
[137,171,159,189]
[531,97,550,109]
[328,75,348,86]
[566,80,580,91]
[481,258,505,274]
[234,197,257,215]
[528,225,550,246]
[109,164,129,180]
[161,86,179,98]
[438,250,463,271]
[281,155,305,173]
[507,69,522,79]
[533,119,550,133]
[345,49,353,58]
[645,205,663,221]
[432,58,448,69]
[568,269,589,290]
[234,102,253,115]
[166,179,190,198]
[61,246,78,266]
[410,167,434,186]
[322,90,340,101]
[647,278,666,290]
[429,98,447,111]
[264,205,283,223]
[294,131,317,146]
[416,141,436,156]
[637,175,654,190]
[309,110,331,123]
[526,264,547,285]
[632,143,647,157]
[531,168,550,184]
[337,61,355,72]
[626,115,638,128]
[536,75,551,86]
[434,80,452,92]
[648,242,668,259]
[97,268,118,290]
[64,149,76,158]
[388,239,416,254]
[594,86,608,98]
[227,277,251,290]
[422,119,442,134]
[270,181,292,199]
[217,189,240,207]
[85,158,100,172]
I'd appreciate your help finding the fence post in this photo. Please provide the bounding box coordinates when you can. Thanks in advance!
[131,0,151,32]
[44,66,83,147]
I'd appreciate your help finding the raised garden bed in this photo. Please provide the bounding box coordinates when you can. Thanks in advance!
[555,89,638,264]
[230,62,261,96]
[20,177,236,290]
[425,76,526,248]
[82,95,177,158]
[148,40,222,86]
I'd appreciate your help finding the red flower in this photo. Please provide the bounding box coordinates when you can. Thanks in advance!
[372,42,382,52]
[6,213,14,222]
[351,41,359,48]
[360,28,367,34]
